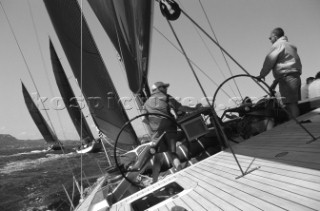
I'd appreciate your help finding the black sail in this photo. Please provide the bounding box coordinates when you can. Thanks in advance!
[87,0,153,95]
[22,82,60,146]
[49,40,94,142]
[44,0,139,146]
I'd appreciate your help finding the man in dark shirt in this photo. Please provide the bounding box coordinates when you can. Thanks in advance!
[143,81,201,183]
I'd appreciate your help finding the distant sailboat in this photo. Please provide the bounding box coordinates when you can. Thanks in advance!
[49,40,101,153]
[21,81,62,150]
[44,0,139,149]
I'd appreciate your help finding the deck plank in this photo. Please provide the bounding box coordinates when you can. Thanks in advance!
[214,153,320,177]
[205,158,320,190]
[186,190,223,211]
[199,161,320,202]
[182,172,277,210]
[183,168,313,210]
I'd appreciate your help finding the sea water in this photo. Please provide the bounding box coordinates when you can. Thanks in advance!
[0,138,112,211]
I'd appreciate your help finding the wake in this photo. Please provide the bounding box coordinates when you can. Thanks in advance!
[0,152,75,174]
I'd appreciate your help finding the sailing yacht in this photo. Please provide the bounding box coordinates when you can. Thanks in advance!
[41,0,320,210]
[49,39,102,153]
[22,81,63,151]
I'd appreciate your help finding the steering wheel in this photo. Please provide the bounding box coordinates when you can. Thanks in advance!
[212,74,274,121]
[113,113,185,188]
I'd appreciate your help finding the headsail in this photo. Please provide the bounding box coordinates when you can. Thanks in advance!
[49,40,94,142]
[21,82,61,148]
[44,0,139,146]
[87,0,154,95]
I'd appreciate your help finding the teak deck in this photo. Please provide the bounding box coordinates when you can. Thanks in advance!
[112,108,320,211]
[77,108,320,211]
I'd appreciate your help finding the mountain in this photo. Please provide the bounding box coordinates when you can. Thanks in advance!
[0,134,19,144]
[0,134,79,151]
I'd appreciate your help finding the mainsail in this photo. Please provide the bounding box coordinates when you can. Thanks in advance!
[44,0,139,146]
[87,0,153,95]
[21,82,61,148]
[49,40,94,142]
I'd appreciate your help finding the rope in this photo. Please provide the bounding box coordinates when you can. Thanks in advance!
[177,0,238,99]
[112,41,150,136]
[27,0,68,141]
[99,131,127,153]
[111,14,151,140]
[166,20,211,106]
[198,0,243,100]
[0,1,58,139]
[1,1,70,159]
[180,8,269,95]
[153,27,232,100]
[79,0,84,200]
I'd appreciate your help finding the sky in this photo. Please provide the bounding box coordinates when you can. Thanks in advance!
[0,0,320,140]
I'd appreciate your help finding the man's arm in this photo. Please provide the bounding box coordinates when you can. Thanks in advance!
[168,96,201,113]
[259,44,283,78]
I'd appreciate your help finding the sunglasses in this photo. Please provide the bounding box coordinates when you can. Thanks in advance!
[158,86,168,89]
[269,35,276,40]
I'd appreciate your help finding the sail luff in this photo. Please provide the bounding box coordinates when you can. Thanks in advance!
[87,0,154,95]
[43,0,139,146]
[49,40,94,141]
[21,81,60,145]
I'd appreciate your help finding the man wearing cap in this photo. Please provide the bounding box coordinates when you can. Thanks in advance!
[143,81,201,183]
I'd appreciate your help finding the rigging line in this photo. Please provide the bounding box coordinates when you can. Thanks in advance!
[114,51,150,137]
[111,13,149,141]
[113,44,150,140]
[192,26,238,99]
[27,0,67,141]
[176,0,238,100]
[22,0,79,187]
[180,8,269,95]
[112,32,140,114]
[166,20,211,106]
[198,0,243,100]
[79,0,84,200]
[0,1,59,138]
[153,26,233,100]
[100,135,127,153]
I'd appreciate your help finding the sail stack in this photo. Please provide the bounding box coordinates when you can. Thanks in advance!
[44,0,139,147]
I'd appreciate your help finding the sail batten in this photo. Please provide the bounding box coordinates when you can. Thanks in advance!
[44,0,139,146]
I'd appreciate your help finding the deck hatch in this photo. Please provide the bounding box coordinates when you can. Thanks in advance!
[131,182,184,211]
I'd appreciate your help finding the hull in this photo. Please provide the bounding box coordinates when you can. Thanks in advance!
[76,140,102,154]
[48,144,64,151]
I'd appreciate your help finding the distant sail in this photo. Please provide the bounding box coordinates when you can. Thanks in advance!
[49,40,94,142]
[21,82,61,148]
[87,0,153,95]
[44,0,139,146]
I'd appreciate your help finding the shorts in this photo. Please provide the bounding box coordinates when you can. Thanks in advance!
[278,73,301,104]
[148,116,177,153]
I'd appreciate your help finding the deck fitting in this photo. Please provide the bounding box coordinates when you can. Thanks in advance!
[275,152,289,158]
